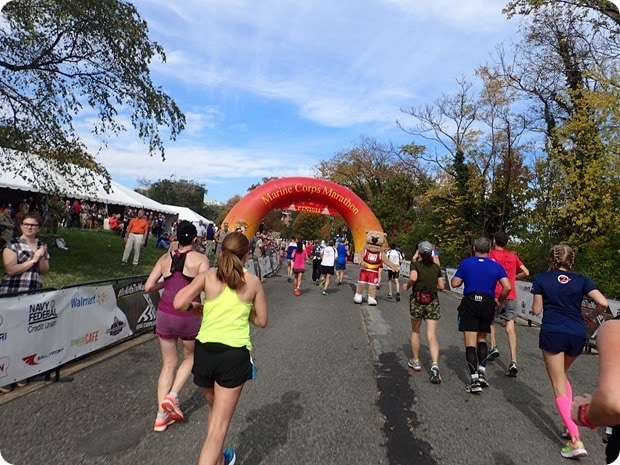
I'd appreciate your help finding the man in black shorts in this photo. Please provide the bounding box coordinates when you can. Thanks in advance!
[451,237,510,394]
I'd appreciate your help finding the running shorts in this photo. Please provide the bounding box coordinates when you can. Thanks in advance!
[321,265,335,276]
[156,309,201,340]
[496,299,517,321]
[539,331,586,357]
[193,341,254,388]
[409,296,441,320]
[457,293,495,333]
[358,269,379,285]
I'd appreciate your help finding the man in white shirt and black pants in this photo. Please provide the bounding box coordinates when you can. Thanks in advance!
[386,243,403,301]
[319,240,337,296]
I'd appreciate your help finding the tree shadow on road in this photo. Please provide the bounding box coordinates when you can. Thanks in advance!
[178,388,207,422]
[442,344,561,443]
[377,351,437,465]
[235,391,304,465]
[492,371,562,443]
[443,344,472,386]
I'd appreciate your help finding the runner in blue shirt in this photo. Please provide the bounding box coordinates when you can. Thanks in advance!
[335,239,348,285]
[285,237,297,282]
[451,237,510,394]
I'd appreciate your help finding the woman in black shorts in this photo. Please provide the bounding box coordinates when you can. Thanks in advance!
[174,232,268,465]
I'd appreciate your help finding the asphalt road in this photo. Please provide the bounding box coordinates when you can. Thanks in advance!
[0,264,608,465]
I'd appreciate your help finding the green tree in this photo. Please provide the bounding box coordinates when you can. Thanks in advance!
[398,78,480,248]
[292,213,329,241]
[141,178,206,213]
[474,66,533,237]
[315,137,402,202]
[202,204,223,224]
[496,5,620,244]
[398,75,535,260]
[0,0,185,192]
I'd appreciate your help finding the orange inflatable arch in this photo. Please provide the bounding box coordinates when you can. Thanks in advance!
[222,177,384,256]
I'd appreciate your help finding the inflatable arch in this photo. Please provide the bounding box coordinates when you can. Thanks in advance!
[222,177,384,256]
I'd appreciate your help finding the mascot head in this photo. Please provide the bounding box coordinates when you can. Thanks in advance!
[365,230,387,252]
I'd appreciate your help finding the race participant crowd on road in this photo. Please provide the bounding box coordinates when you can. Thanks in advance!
[1,202,618,465]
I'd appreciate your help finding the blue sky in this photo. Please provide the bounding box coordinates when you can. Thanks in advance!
[88,0,520,203]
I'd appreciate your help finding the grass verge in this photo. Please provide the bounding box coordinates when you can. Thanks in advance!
[1,228,165,289]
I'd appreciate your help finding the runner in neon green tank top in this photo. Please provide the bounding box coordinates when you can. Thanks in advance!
[196,276,254,350]
[174,232,268,465]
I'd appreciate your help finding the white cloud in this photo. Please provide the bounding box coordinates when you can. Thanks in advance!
[139,1,516,124]
[79,0,521,200]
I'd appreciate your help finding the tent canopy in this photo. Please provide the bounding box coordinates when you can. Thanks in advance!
[163,204,212,224]
[0,152,177,214]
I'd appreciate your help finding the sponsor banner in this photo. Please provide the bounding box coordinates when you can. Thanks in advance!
[113,278,159,333]
[244,258,257,277]
[256,256,278,278]
[67,285,132,358]
[514,281,539,324]
[0,290,66,384]
[446,268,461,294]
[0,286,133,384]
[399,261,410,279]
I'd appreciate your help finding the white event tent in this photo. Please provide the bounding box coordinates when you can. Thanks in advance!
[162,204,212,224]
[0,152,205,218]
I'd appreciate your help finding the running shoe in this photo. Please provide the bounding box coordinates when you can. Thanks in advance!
[0,384,13,393]
[153,414,175,432]
[294,288,301,296]
[506,361,519,377]
[322,290,327,295]
[386,293,393,299]
[395,292,400,302]
[478,373,489,388]
[430,365,441,384]
[560,440,587,458]
[407,359,422,371]
[287,276,292,282]
[161,394,184,421]
[561,430,571,440]
[487,346,500,361]
[223,448,236,465]
[465,381,482,394]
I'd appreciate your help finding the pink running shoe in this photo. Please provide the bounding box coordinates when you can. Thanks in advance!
[161,394,184,421]
[153,414,175,432]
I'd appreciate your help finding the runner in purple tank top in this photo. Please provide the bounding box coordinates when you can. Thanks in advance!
[145,221,210,432]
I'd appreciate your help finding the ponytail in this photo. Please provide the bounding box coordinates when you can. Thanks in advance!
[216,232,250,289]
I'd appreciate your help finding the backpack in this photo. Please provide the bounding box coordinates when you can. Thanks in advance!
[312,245,322,259]
[387,248,402,264]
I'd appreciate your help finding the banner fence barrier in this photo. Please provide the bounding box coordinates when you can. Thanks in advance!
[0,257,281,386]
